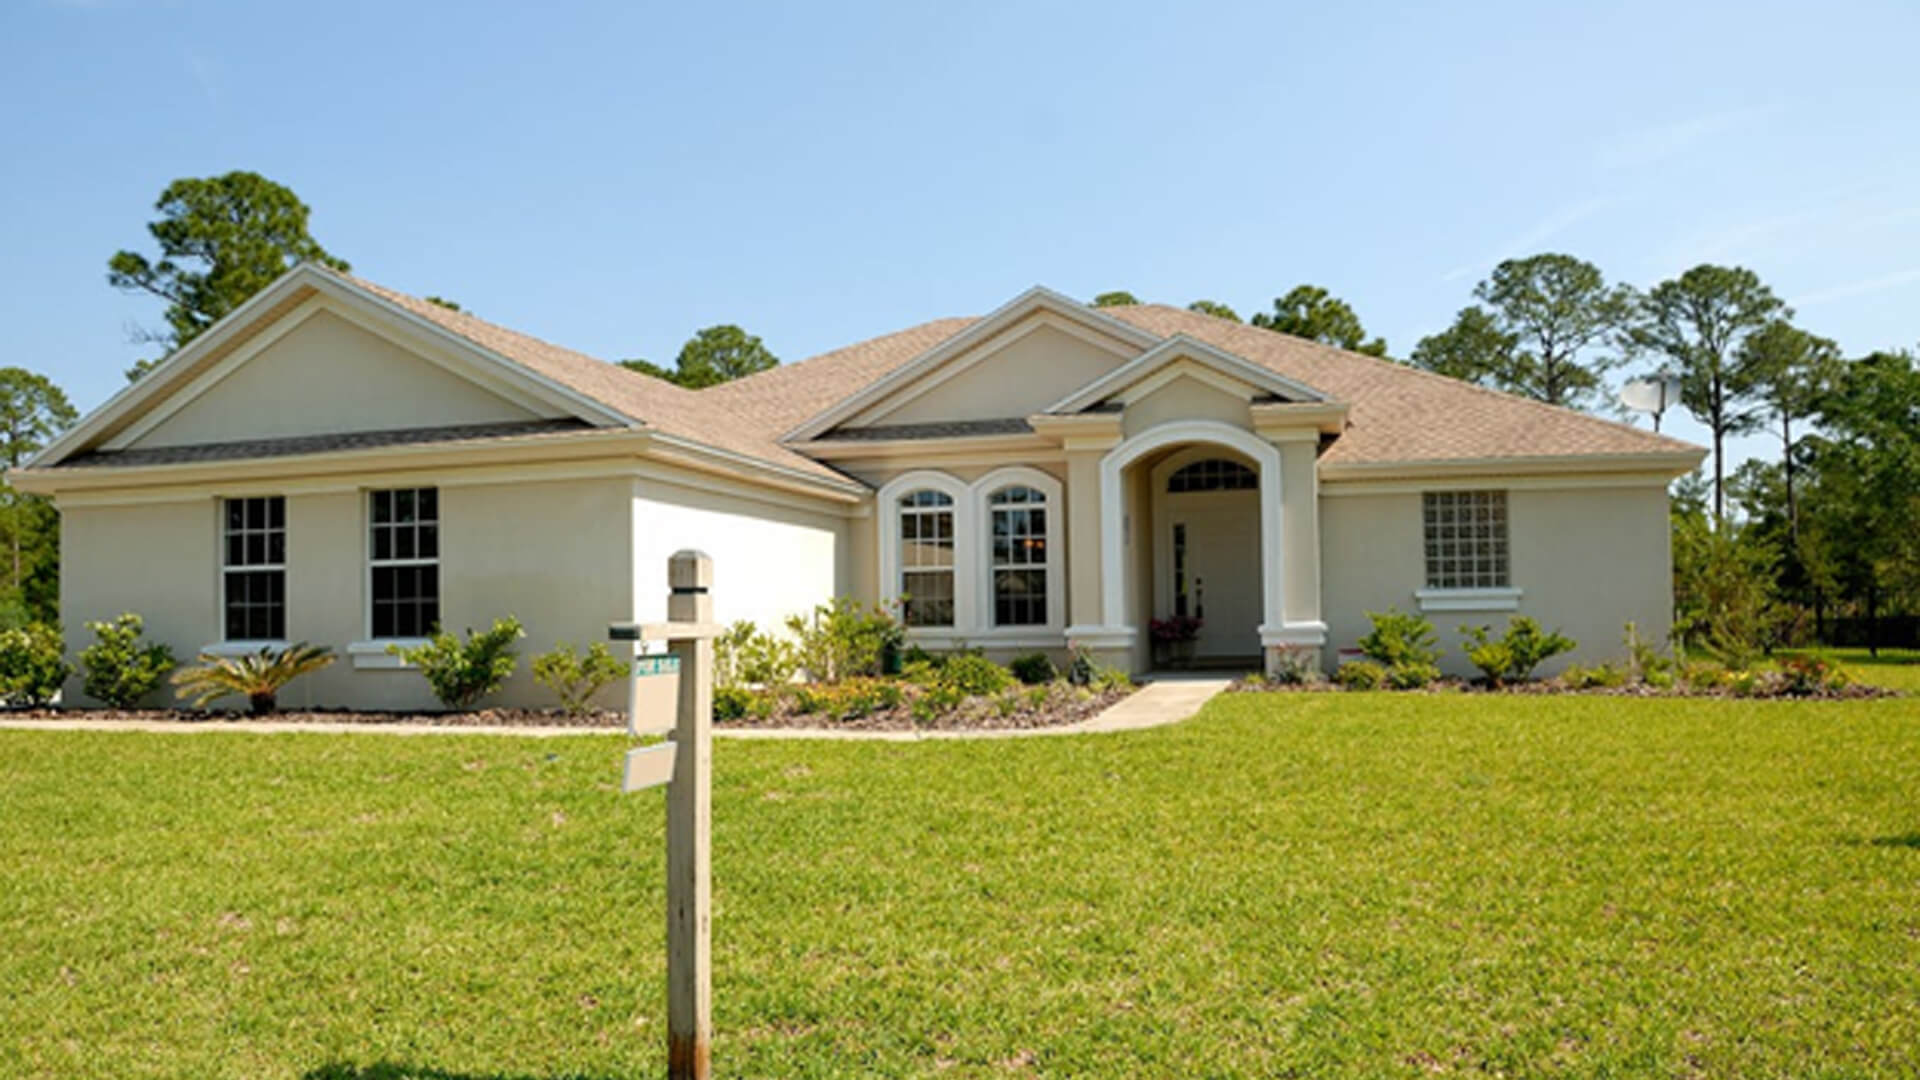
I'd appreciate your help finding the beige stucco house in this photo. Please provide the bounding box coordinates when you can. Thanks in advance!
[17,265,1704,708]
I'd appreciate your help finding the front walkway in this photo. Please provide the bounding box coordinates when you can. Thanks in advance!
[0,677,1236,742]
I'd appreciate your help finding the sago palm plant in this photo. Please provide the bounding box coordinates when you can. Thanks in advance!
[172,643,337,715]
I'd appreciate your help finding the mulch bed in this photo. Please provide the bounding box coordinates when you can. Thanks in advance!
[0,688,1136,732]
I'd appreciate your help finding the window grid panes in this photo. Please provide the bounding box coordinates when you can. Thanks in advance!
[370,488,441,639]
[898,490,954,627]
[1167,458,1257,493]
[989,485,1047,627]
[223,496,286,641]
[1423,490,1510,589]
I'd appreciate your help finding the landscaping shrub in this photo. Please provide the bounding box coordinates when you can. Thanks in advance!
[1623,622,1674,687]
[1561,662,1628,690]
[938,653,1015,697]
[0,623,69,706]
[531,641,630,715]
[171,643,335,714]
[712,685,754,722]
[80,614,175,709]
[1267,645,1322,685]
[785,598,903,683]
[909,683,967,725]
[389,616,525,709]
[791,677,903,722]
[1009,652,1056,685]
[1462,616,1576,686]
[1336,660,1386,691]
[1778,654,1849,696]
[1386,661,1442,690]
[1359,609,1441,668]
[715,620,799,689]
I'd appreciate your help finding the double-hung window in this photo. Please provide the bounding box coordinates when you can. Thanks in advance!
[369,487,440,638]
[898,489,955,627]
[223,496,286,641]
[1423,490,1509,589]
[988,485,1048,626]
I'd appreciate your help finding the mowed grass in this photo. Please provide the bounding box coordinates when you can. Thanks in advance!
[1829,647,1920,692]
[3,693,1918,1079]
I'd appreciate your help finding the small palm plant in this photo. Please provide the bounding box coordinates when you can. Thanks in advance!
[172,643,337,715]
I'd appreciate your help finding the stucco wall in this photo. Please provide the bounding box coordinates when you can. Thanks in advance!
[1319,483,1674,677]
[132,309,546,449]
[853,321,1127,426]
[631,478,848,635]
[58,474,640,710]
[1120,371,1254,436]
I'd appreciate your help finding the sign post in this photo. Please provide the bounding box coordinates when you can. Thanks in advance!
[611,550,720,1080]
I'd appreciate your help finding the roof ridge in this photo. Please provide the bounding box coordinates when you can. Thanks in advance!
[1126,303,1698,454]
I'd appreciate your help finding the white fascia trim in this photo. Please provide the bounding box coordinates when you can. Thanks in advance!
[30,268,333,468]
[1259,622,1329,647]
[1318,451,1704,483]
[781,285,1163,443]
[1415,587,1524,613]
[348,639,425,669]
[1047,334,1327,414]
[643,432,868,501]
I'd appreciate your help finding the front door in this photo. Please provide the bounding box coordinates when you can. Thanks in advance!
[1168,496,1262,658]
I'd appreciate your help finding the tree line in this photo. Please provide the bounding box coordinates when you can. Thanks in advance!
[3,170,1911,658]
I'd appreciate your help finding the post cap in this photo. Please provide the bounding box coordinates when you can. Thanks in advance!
[668,550,713,592]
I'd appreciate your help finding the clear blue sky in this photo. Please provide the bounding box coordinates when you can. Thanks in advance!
[5,0,1917,469]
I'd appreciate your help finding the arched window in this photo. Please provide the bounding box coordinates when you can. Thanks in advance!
[1167,458,1257,493]
[987,484,1048,626]
[898,489,956,627]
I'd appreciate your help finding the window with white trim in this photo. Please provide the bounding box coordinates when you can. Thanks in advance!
[370,487,440,638]
[987,485,1049,626]
[223,496,285,641]
[1423,490,1509,589]
[1167,458,1257,492]
[898,489,955,627]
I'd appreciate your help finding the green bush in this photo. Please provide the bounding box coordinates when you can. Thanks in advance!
[80,614,175,709]
[389,616,525,709]
[1386,661,1442,690]
[531,641,630,716]
[1561,662,1628,690]
[1778,654,1848,696]
[715,620,799,689]
[909,683,967,725]
[938,653,1014,697]
[1624,622,1674,686]
[172,643,335,714]
[0,623,69,706]
[712,685,754,721]
[1462,616,1576,686]
[791,677,903,722]
[1359,609,1441,668]
[1336,660,1386,691]
[1009,652,1056,685]
[785,598,903,683]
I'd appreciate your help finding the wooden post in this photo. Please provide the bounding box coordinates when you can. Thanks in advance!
[664,550,713,1080]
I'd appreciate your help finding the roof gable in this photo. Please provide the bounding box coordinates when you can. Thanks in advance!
[782,287,1160,442]
[1047,333,1329,414]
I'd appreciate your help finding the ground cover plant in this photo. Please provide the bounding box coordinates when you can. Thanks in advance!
[3,692,1917,1078]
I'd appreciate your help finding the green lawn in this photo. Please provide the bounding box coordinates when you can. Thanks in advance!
[1828,647,1920,692]
[4,694,1918,1079]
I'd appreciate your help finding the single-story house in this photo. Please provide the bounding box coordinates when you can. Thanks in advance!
[17,265,1704,709]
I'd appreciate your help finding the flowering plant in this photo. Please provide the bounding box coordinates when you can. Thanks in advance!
[1149,615,1203,643]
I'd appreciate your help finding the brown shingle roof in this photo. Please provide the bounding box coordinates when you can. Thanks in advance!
[58,419,593,469]
[1102,306,1700,466]
[329,271,1696,485]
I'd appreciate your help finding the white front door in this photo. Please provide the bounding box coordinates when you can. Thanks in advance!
[1167,491,1263,658]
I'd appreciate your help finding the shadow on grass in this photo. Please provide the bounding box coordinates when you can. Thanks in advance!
[1868,832,1920,850]
[306,1065,626,1080]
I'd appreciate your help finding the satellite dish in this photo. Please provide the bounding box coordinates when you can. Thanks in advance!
[1620,375,1681,431]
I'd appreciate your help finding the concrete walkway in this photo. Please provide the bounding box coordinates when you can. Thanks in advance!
[0,677,1235,742]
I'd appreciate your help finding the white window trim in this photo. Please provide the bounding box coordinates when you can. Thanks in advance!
[972,466,1065,639]
[1415,587,1524,613]
[877,470,974,634]
[218,495,287,646]
[365,486,441,645]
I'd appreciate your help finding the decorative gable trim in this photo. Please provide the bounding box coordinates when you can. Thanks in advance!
[781,286,1162,443]
[30,265,634,468]
[1045,333,1328,415]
